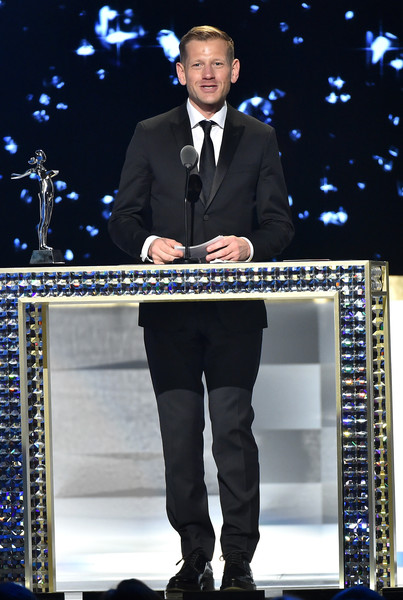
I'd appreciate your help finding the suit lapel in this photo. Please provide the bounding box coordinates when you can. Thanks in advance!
[205,105,245,209]
[170,104,193,156]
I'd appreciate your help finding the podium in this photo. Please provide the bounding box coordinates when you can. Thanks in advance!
[0,261,395,593]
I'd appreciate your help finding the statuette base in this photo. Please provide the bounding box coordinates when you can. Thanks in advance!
[30,249,65,265]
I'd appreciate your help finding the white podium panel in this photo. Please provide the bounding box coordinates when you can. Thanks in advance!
[47,299,338,591]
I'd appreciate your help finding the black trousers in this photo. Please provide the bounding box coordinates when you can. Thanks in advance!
[143,302,262,562]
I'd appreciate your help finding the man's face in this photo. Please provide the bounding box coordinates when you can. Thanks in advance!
[176,39,240,117]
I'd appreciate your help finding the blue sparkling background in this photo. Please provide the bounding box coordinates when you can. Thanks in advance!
[0,0,401,272]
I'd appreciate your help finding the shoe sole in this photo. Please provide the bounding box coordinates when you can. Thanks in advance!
[166,588,215,598]
[221,586,257,592]
[165,581,215,596]
[166,592,185,599]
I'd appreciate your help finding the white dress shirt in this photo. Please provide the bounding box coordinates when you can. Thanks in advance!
[187,100,226,167]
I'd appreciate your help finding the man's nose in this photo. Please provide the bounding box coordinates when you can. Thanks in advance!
[203,65,215,78]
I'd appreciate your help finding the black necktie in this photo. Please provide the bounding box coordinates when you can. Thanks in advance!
[199,120,216,201]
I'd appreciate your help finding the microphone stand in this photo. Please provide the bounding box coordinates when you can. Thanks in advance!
[173,166,197,264]
[184,168,193,263]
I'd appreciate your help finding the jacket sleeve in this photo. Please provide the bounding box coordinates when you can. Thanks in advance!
[249,127,294,261]
[108,122,152,262]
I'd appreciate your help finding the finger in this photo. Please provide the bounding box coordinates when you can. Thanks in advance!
[206,236,229,253]
[153,245,183,264]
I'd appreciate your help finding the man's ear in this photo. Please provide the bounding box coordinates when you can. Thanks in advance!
[176,62,187,86]
[231,59,240,84]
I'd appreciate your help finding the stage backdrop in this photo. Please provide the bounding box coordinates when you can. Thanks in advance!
[1,0,402,273]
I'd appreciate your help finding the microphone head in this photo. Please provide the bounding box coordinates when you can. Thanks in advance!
[180,145,198,170]
[187,173,202,203]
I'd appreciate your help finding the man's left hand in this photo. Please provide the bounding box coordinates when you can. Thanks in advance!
[205,236,250,262]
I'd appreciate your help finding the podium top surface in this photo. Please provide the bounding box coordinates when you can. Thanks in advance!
[0,259,387,275]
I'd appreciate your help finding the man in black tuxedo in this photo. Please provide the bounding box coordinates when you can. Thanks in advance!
[109,25,294,593]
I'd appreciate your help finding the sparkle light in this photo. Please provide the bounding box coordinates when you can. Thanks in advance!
[390,58,403,71]
[4,136,18,154]
[373,155,394,172]
[94,5,145,55]
[13,238,28,250]
[105,30,138,44]
[320,177,338,193]
[325,92,338,104]
[39,94,51,106]
[238,97,273,124]
[67,192,80,200]
[20,189,32,203]
[156,30,180,62]
[55,181,67,191]
[76,40,95,56]
[366,31,400,69]
[319,208,348,225]
[86,225,99,237]
[95,5,118,38]
[289,129,302,141]
[50,75,64,89]
[101,195,114,205]
[340,94,351,103]
[268,88,286,100]
[328,76,345,90]
[370,35,391,64]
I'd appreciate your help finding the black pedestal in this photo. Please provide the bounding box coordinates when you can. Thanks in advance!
[30,249,65,265]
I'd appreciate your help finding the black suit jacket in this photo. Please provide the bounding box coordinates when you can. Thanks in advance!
[109,103,294,331]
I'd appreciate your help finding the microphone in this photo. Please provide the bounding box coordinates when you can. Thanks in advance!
[180,145,198,170]
[187,173,202,204]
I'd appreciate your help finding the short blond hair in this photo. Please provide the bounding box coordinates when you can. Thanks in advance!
[179,26,235,64]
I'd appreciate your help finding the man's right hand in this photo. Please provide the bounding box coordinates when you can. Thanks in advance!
[148,237,184,264]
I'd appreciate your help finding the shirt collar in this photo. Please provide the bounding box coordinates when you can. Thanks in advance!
[186,99,227,129]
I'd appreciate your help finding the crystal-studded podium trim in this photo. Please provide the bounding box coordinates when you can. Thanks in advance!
[0,261,394,592]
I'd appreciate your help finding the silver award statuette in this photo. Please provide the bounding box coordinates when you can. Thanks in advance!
[11,149,65,265]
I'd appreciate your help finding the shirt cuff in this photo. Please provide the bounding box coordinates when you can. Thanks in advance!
[141,235,159,262]
[241,237,254,262]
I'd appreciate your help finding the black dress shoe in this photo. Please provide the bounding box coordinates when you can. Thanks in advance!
[166,549,215,594]
[220,552,256,591]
